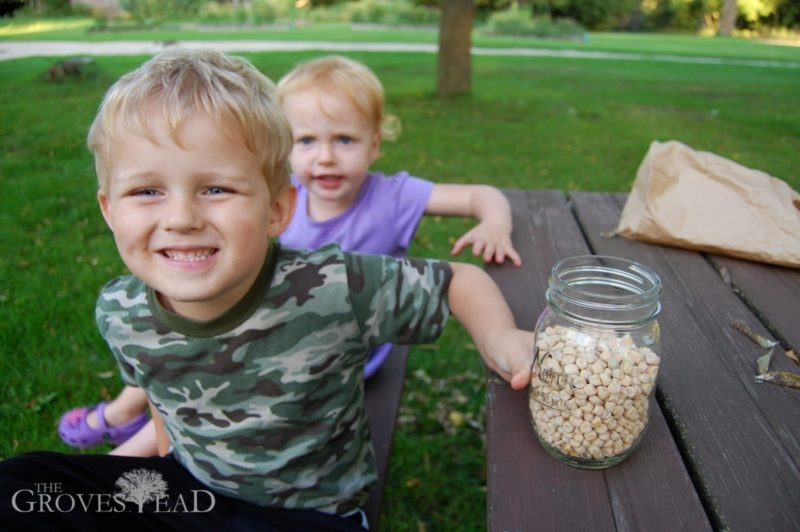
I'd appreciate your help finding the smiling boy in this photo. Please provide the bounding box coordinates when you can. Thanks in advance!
[0,49,533,530]
[96,107,292,322]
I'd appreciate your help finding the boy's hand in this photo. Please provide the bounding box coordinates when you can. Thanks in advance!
[451,221,522,267]
[447,262,532,389]
[482,328,535,390]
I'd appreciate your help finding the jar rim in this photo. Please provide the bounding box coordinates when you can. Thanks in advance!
[547,255,662,326]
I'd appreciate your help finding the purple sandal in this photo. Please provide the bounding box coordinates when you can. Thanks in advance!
[58,401,148,448]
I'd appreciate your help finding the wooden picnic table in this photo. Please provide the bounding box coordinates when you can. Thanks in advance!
[485,189,800,532]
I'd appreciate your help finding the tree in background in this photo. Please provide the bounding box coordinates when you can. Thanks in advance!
[761,0,800,29]
[632,0,796,33]
[437,0,474,97]
[7,0,798,32]
[718,0,738,34]
[735,0,798,30]
[515,0,798,32]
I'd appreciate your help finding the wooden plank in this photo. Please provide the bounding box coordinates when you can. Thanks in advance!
[485,190,708,531]
[486,190,616,531]
[602,402,709,531]
[571,191,800,531]
[363,345,409,530]
[709,254,800,353]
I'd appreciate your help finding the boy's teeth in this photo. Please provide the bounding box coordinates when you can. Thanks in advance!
[165,249,214,261]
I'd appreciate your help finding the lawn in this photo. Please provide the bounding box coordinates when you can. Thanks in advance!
[1,28,798,531]
[3,15,800,63]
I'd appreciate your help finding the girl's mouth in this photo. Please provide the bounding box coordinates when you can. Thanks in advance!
[314,175,344,189]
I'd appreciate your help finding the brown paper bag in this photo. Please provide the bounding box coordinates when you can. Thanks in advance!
[617,140,800,269]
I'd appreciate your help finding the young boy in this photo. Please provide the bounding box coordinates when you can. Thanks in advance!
[58,54,523,453]
[0,49,532,529]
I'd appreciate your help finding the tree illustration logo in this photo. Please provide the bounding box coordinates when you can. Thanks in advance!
[115,468,168,513]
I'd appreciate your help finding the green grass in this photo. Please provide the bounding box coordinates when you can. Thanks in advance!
[1,33,799,531]
[2,16,800,63]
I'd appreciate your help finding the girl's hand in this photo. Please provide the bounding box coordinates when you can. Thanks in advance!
[451,222,523,267]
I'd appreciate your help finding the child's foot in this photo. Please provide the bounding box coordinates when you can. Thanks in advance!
[364,343,393,379]
[57,401,148,448]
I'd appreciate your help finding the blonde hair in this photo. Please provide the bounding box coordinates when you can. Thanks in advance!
[276,55,400,141]
[87,48,292,197]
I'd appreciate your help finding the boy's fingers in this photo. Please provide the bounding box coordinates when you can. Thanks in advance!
[491,357,530,390]
[509,370,531,390]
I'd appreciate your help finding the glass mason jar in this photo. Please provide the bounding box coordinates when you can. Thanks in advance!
[529,255,662,469]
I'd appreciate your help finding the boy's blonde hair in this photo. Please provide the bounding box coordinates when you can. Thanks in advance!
[276,55,400,141]
[88,49,292,197]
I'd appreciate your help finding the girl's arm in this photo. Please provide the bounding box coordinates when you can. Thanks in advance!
[447,262,533,390]
[109,419,159,457]
[426,184,522,266]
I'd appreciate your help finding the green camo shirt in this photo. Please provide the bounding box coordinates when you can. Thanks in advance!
[96,243,452,514]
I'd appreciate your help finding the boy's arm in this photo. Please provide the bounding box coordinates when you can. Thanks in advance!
[426,184,522,267]
[447,262,533,390]
[148,400,170,457]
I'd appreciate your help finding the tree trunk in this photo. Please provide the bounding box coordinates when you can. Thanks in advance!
[718,0,738,36]
[437,0,474,98]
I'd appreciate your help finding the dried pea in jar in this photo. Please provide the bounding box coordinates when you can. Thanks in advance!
[529,255,662,469]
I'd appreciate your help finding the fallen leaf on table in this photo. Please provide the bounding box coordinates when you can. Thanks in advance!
[732,319,778,349]
[719,266,731,285]
[755,371,800,390]
[756,348,775,375]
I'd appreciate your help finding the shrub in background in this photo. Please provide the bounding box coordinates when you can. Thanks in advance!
[305,0,439,25]
[484,3,585,38]
[119,0,202,25]
[346,0,439,25]
[196,0,292,25]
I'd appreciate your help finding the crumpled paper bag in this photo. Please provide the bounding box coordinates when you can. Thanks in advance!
[617,140,800,269]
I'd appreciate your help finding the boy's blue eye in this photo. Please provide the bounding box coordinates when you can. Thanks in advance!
[133,188,159,196]
[206,186,227,195]
[338,136,353,145]
[298,137,314,145]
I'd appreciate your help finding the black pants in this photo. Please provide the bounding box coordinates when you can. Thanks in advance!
[0,452,367,531]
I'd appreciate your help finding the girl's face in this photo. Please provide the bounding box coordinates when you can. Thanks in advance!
[97,109,294,322]
[282,88,380,221]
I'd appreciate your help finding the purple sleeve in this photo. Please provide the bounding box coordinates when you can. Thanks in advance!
[388,172,434,249]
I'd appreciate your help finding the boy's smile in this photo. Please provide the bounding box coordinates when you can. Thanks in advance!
[282,88,380,221]
[97,110,293,322]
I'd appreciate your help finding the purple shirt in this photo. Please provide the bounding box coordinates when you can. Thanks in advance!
[280,171,434,378]
[280,171,434,258]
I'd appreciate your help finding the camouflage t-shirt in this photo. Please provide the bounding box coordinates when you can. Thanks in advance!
[96,243,452,514]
